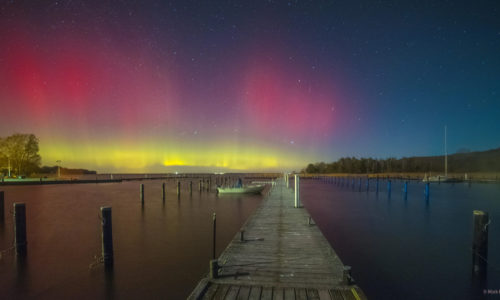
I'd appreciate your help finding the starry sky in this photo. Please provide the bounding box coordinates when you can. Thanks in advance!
[0,1,499,173]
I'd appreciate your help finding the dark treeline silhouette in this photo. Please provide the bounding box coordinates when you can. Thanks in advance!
[303,147,500,174]
[38,166,97,175]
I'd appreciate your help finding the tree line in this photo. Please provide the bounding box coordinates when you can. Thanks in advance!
[303,147,500,174]
[0,133,41,177]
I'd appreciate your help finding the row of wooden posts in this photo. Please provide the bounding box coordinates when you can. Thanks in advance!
[304,175,435,199]
[0,174,490,277]
[284,175,490,277]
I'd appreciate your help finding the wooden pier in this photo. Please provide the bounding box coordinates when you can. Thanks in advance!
[189,178,366,299]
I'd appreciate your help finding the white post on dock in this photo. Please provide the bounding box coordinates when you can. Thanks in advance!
[294,175,301,208]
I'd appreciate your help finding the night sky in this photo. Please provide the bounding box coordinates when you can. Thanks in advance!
[1,1,499,172]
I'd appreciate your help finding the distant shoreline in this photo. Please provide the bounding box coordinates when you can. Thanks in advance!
[299,171,500,182]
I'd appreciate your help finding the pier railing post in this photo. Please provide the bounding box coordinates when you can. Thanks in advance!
[472,210,489,276]
[101,207,114,268]
[294,175,301,208]
[14,203,27,257]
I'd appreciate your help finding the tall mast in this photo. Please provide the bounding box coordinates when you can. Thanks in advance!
[445,125,447,177]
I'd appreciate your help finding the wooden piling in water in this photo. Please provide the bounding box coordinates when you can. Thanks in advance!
[212,213,217,259]
[140,184,144,204]
[0,191,4,223]
[472,210,489,276]
[177,181,181,197]
[162,183,166,202]
[101,206,114,268]
[14,203,27,257]
[190,181,193,194]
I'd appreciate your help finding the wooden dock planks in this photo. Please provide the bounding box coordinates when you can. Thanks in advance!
[189,179,366,300]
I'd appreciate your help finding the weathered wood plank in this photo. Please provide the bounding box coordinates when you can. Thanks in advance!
[213,284,230,300]
[273,287,284,300]
[248,286,262,300]
[261,287,273,300]
[225,286,240,300]
[283,288,295,300]
[237,286,251,300]
[306,289,320,300]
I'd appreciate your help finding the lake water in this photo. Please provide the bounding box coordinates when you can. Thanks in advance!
[301,177,500,300]
[0,178,264,299]
[2,177,499,299]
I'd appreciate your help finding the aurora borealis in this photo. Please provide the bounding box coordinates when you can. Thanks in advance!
[1,1,499,172]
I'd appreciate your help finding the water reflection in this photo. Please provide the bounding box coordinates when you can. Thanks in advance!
[301,179,500,300]
[0,178,264,299]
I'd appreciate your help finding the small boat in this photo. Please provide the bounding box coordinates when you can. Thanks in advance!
[422,126,463,183]
[422,174,463,183]
[216,184,265,194]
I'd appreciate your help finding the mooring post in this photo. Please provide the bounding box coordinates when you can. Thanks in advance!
[472,210,489,276]
[0,191,4,223]
[212,213,217,259]
[190,181,193,194]
[209,259,219,279]
[294,175,301,208]
[424,183,430,200]
[140,184,144,204]
[358,178,362,191]
[343,265,353,285]
[162,182,166,202]
[387,180,392,197]
[366,177,369,192]
[177,181,181,197]
[101,207,114,268]
[199,180,202,192]
[376,178,379,193]
[14,203,27,257]
[404,181,408,199]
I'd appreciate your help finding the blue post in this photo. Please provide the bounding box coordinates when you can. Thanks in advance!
[387,180,392,196]
[425,183,430,200]
[404,181,408,199]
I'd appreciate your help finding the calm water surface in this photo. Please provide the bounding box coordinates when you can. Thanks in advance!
[2,177,499,299]
[301,178,500,300]
[0,179,264,299]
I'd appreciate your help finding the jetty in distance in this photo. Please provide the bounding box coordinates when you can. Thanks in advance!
[189,176,366,300]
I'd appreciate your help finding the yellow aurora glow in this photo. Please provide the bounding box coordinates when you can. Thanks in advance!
[39,139,312,172]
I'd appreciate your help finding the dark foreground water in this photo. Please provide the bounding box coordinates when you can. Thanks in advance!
[2,177,499,299]
[0,179,263,299]
[301,178,500,300]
